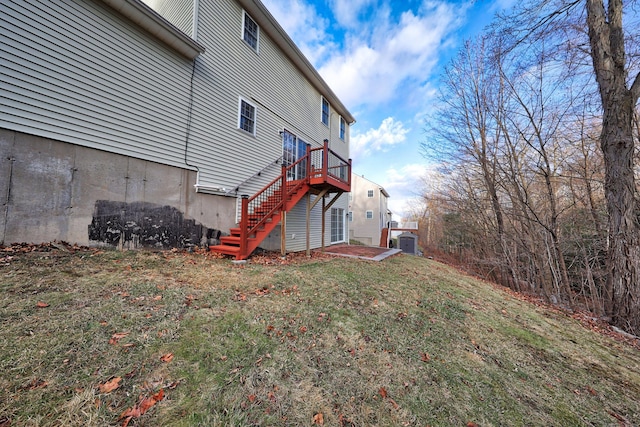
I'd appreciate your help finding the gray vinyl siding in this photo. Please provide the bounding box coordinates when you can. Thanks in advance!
[280,192,348,252]
[182,0,348,194]
[145,0,194,37]
[284,195,321,252]
[1,0,350,197]
[0,0,195,169]
[2,0,352,252]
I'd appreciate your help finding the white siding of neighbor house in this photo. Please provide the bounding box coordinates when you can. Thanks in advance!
[0,0,195,170]
[349,174,388,246]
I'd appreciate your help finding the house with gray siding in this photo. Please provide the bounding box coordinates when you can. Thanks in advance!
[0,0,354,258]
[348,173,391,247]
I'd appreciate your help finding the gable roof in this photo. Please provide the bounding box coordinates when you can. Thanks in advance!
[353,173,390,198]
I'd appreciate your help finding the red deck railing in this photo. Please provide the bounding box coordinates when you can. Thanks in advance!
[226,140,350,259]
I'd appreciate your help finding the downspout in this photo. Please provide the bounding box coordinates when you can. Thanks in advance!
[192,0,200,41]
[185,0,200,180]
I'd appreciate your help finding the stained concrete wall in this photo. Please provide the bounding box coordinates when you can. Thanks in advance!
[0,129,236,248]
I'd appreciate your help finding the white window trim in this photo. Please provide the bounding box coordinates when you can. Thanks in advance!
[331,207,345,243]
[242,10,259,53]
[238,96,257,136]
[339,116,346,140]
[366,210,373,219]
[367,189,374,198]
[321,96,330,126]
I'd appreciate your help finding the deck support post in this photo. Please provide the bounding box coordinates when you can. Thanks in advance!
[306,192,311,257]
[281,211,286,257]
[321,196,325,252]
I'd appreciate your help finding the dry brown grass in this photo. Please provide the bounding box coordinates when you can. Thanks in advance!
[1,244,639,426]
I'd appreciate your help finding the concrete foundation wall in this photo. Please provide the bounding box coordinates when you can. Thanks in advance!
[0,129,236,248]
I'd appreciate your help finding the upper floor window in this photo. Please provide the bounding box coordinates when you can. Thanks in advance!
[243,11,259,51]
[348,211,353,222]
[366,210,373,219]
[339,116,346,140]
[321,97,329,126]
[367,190,374,198]
[238,97,257,135]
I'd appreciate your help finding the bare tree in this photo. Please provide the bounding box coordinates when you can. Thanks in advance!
[585,0,640,333]
[493,0,640,333]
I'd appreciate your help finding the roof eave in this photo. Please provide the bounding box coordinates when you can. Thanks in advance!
[100,0,205,59]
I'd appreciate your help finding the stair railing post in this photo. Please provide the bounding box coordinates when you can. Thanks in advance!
[240,194,249,258]
[306,143,311,183]
[281,165,287,210]
[323,139,329,181]
[280,165,287,258]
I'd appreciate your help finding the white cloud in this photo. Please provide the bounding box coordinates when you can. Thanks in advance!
[261,0,464,111]
[350,117,410,160]
[381,163,437,219]
[319,2,461,109]
[328,0,377,28]
[384,164,428,194]
[260,0,336,65]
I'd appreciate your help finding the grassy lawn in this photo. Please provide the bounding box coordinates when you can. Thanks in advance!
[1,246,639,426]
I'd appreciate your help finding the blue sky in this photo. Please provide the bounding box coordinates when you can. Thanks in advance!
[260,0,513,220]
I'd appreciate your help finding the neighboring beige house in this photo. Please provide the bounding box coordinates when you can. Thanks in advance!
[348,173,392,247]
[1,0,353,257]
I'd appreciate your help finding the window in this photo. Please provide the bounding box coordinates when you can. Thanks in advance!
[243,11,259,51]
[348,211,353,222]
[367,190,374,198]
[321,97,329,126]
[339,116,346,140]
[366,210,373,219]
[331,208,345,243]
[238,98,256,135]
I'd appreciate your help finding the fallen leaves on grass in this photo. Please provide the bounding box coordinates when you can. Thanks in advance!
[35,301,49,308]
[420,352,431,362]
[312,412,324,425]
[233,292,247,302]
[160,353,174,363]
[378,387,388,398]
[109,332,129,345]
[99,377,122,393]
[22,378,48,390]
[378,387,400,410]
[119,389,164,427]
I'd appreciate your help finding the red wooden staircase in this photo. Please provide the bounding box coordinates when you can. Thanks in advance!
[209,141,351,260]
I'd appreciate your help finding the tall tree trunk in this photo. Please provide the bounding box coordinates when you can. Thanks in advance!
[586,0,640,334]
